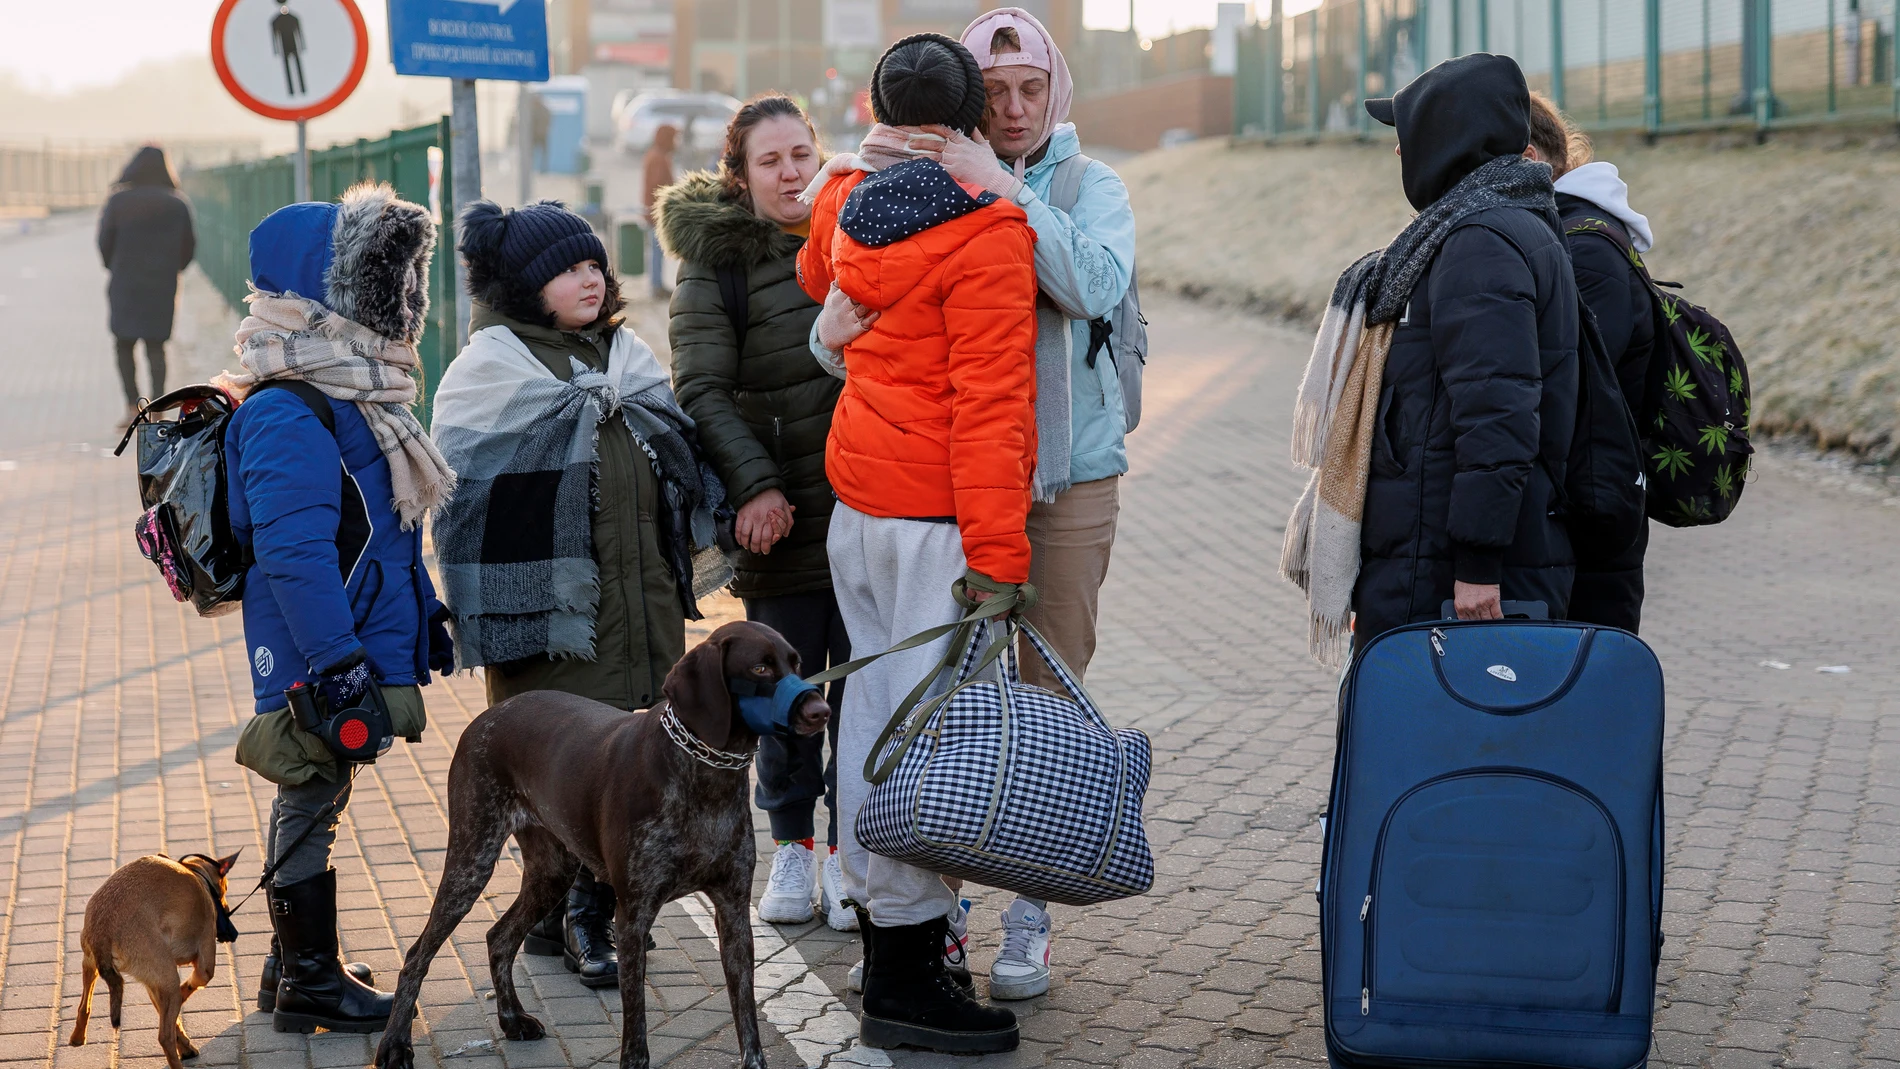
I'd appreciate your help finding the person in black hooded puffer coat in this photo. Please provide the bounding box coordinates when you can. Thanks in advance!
[1354,55,1580,647]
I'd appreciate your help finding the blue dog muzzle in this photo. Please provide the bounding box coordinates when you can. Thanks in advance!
[731,674,821,738]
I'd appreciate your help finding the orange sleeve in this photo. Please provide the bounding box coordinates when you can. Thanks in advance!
[940,218,1039,585]
[795,177,849,303]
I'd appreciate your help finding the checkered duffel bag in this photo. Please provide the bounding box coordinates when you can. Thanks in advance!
[853,619,1155,906]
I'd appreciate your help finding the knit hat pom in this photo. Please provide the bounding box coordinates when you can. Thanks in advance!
[459,198,609,297]
[870,33,988,136]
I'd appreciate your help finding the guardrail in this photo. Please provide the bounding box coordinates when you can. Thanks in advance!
[1235,0,1900,138]
[181,120,458,419]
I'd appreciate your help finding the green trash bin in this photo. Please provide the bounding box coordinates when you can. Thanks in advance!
[616,220,646,277]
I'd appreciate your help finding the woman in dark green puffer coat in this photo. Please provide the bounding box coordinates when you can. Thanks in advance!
[658,96,854,931]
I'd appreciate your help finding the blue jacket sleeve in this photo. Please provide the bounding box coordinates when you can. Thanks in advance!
[1429,224,1543,585]
[1021,160,1137,322]
[232,391,363,672]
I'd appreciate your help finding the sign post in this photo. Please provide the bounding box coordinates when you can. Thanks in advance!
[212,0,369,199]
[389,0,549,346]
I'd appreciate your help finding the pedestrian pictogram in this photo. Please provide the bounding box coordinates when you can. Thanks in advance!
[212,0,368,121]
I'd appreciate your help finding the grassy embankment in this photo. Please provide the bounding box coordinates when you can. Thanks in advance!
[1121,132,1900,461]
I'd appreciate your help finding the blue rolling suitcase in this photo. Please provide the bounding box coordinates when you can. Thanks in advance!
[1321,617,1664,1069]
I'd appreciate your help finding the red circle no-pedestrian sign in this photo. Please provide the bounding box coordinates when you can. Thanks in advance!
[212,0,369,121]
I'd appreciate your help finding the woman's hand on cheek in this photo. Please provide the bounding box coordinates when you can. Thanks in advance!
[923,126,1017,198]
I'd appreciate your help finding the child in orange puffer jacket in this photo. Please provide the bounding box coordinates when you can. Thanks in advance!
[795,31,1037,1056]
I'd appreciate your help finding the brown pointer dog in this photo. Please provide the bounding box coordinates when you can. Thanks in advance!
[375,621,829,1069]
[71,850,243,1069]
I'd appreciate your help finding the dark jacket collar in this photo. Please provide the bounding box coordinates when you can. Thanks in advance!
[654,170,807,269]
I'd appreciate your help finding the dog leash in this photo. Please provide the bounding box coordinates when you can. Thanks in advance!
[227,766,361,917]
[803,579,1039,783]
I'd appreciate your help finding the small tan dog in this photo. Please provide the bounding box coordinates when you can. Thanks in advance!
[71,851,242,1069]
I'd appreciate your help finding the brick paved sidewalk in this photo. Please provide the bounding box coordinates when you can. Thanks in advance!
[0,216,1895,1069]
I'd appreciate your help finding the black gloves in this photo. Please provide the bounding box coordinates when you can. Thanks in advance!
[314,651,374,714]
[428,606,456,676]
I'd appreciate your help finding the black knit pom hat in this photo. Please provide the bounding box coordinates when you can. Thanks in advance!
[464,199,608,295]
[870,33,988,135]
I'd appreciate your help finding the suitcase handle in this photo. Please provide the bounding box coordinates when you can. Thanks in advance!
[1437,599,1549,621]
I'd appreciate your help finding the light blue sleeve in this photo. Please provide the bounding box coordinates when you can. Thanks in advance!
[808,319,847,379]
[1020,160,1137,322]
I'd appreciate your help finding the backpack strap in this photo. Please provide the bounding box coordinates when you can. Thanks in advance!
[248,379,338,435]
[1047,152,1093,215]
[237,380,342,570]
[715,263,750,355]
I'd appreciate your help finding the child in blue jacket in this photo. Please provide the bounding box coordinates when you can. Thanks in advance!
[221,184,456,1035]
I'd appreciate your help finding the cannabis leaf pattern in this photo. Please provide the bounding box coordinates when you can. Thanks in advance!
[1664,366,1696,402]
[1713,464,1736,500]
[1697,423,1731,455]
[1653,443,1694,479]
[1687,327,1725,368]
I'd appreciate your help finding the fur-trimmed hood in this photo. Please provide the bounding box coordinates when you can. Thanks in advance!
[247,183,436,343]
[653,170,806,270]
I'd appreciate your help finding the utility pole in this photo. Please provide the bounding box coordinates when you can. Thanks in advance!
[450,78,482,348]
[294,119,310,201]
[517,81,533,205]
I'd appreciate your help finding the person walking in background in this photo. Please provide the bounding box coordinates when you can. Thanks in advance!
[809,6,1138,1001]
[642,125,678,298]
[98,146,194,426]
[429,199,730,993]
[798,32,1035,1054]
[657,96,854,930]
[1283,54,1580,660]
[1527,93,1657,632]
[217,185,455,1033]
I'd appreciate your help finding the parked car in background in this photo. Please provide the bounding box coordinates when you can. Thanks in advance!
[612,90,741,159]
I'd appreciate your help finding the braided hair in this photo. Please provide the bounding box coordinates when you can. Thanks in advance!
[869,33,987,135]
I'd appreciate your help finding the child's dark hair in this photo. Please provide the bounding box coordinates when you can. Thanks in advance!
[719,95,820,210]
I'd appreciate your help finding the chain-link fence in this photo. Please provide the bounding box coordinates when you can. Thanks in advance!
[1233,0,1900,136]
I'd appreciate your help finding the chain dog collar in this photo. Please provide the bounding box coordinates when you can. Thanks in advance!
[658,702,756,770]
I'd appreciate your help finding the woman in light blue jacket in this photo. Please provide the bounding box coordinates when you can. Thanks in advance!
[811,5,1138,1006]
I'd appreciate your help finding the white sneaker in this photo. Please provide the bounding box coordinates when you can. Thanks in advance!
[757,843,816,924]
[819,851,857,931]
[848,958,864,993]
[945,897,971,973]
[989,898,1052,999]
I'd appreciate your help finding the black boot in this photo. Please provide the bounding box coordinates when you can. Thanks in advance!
[561,872,618,988]
[269,869,394,1034]
[859,917,1017,1053]
[257,933,374,1012]
[522,908,564,957]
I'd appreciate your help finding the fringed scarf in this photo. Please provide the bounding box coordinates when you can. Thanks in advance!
[1281,155,1557,665]
[216,293,455,529]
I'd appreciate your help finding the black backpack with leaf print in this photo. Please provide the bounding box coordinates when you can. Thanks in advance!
[1563,212,1753,528]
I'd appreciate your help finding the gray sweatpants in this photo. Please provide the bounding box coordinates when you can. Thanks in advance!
[828,502,972,927]
[268,776,352,887]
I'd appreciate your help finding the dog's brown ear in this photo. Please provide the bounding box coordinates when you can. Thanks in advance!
[215,848,242,876]
[662,635,733,744]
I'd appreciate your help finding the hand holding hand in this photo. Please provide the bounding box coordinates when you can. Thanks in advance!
[922,126,1019,199]
[816,283,879,351]
[735,488,794,555]
[1453,581,1504,620]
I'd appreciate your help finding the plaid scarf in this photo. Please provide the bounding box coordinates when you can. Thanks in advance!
[216,293,455,530]
[1282,155,1556,665]
[429,325,732,668]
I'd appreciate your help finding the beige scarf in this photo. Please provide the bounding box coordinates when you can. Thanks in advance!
[215,293,455,530]
[1281,307,1393,667]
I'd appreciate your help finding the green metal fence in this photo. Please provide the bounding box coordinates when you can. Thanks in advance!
[181,119,458,419]
[1237,0,1900,137]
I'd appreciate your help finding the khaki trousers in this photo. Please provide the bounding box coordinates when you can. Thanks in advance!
[1019,476,1121,690]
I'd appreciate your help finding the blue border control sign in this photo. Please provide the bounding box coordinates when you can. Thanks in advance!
[388,0,549,81]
